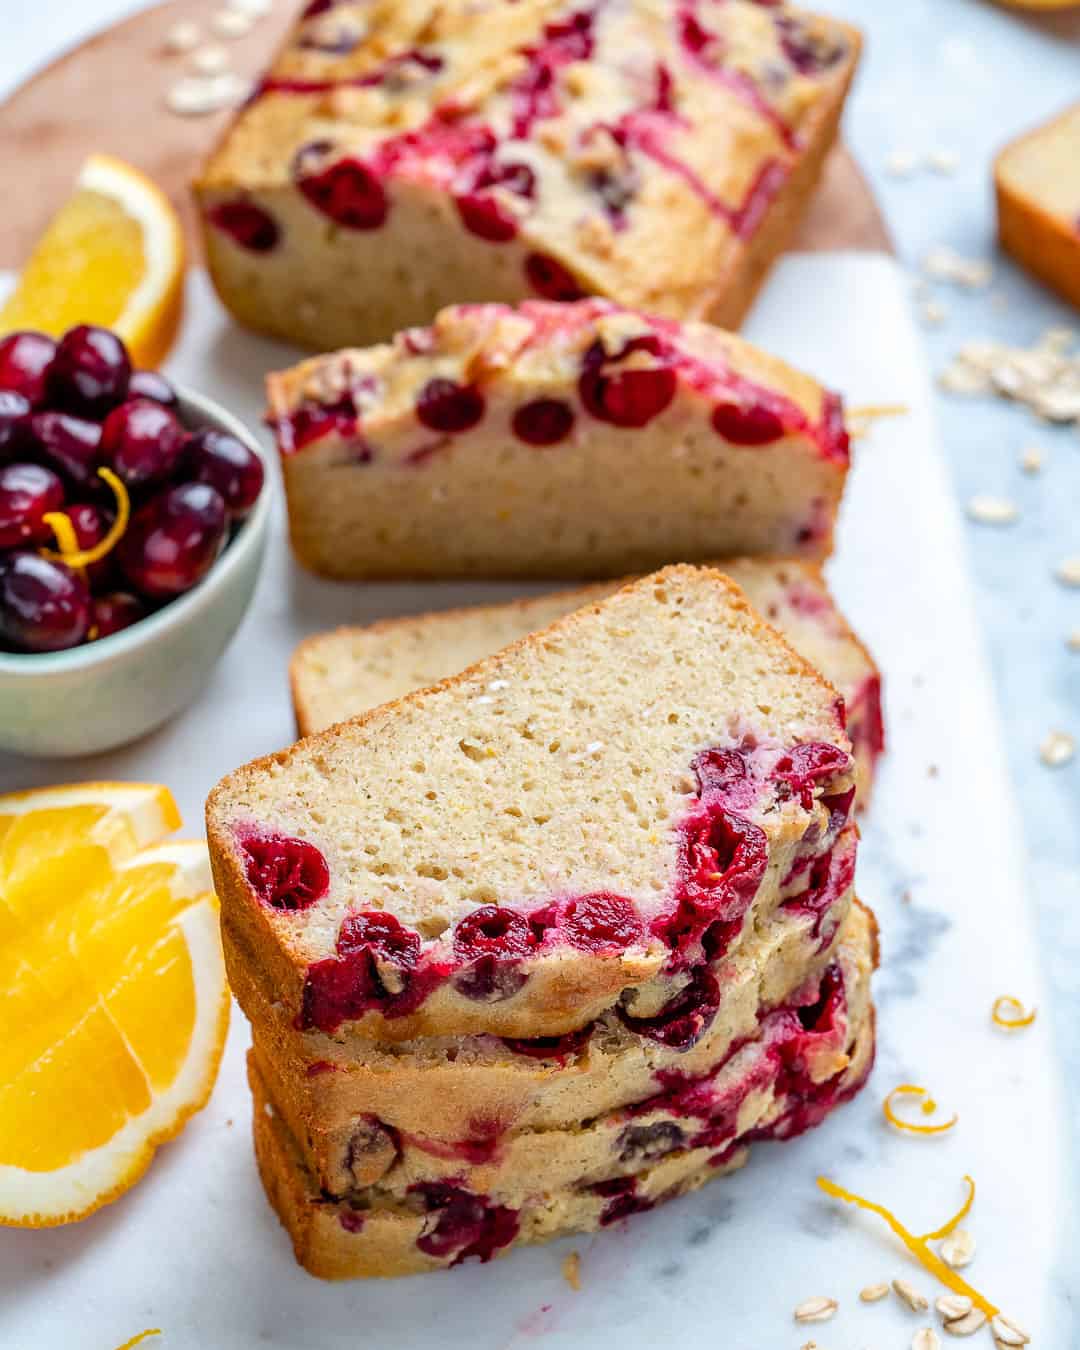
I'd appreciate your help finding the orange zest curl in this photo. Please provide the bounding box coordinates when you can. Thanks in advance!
[883,1083,958,1136]
[43,467,130,570]
[113,1332,161,1350]
[992,995,1037,1030]
[816,1175,997,1316]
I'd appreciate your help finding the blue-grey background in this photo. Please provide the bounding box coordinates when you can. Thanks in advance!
[4,0,1079,1205]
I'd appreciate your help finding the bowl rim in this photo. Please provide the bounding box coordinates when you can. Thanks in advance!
[0,384,272,676]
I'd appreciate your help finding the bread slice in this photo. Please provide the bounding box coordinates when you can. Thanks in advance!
[996,102,1080,312]
[207,566,856,1043]
[195,0,859,351]
[265,300,850,579]
[250,901,876,1278]
[291,559,883,804]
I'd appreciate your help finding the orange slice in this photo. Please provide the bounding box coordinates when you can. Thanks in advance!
[0,783,229,1227]
[0,154,185,368]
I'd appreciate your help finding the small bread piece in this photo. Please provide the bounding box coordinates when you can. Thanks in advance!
[207,566,856,1043]
[290,559,883,804]
[265,300,850,579]
[195,0,860,351]
[996,102,1080,311]
[249,901,876,1279]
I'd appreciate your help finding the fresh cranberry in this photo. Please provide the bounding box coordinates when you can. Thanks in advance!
[796,963,845,1034]
[410,1183,520,1265]
[510,12,595,136]
[0,331,56,407]
[338,1210,365,1233]
[208,200,281,253]
[344,1115,401,1184]
[588,165,639,224]
[300,911,436,1031]
[184,427,265,520]
[693,747,749,797]
[48,325,131,416]
[452,905,534,1002]
[100,399,187,491]
[617,1121,686,1164]
[711,400,785,445]
[776,15,848,73]
[0,552,91,652]
[524,252,585,301]
[500,1023,594,1060]
[590,1176,654,1226]
[848,674,885,762]
[561,893,643,953]
[782,836,856,941]
[0,391,31,460]
[301,0,334,16]
[128,370,178,408]
[117,482,227,598]
[66,502,117,589]
[297,157,388,230]
[511,398,574,446]
[455,193,519,242]
[237,830,330,910]
[578,339,677,428]
[91,591,147,639]
[274,395,359,455]
[337,910,419,962]
[0,462,65,548]
[772,741,851,810]
[620,965,722,1050]
[28,412,102,491]
[415,378,484,433]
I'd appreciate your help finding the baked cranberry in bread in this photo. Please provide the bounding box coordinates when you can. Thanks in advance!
[195,0,861,350]
[266,300,851,578]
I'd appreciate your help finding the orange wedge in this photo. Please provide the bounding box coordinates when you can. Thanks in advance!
[0,782,229,1227]
[0,154,185,368]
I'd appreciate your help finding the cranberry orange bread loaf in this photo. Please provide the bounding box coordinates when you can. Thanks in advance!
[996,102,1080,311]
[290,559,883,803]
[267,300,851,578]
[206,567,857,1043]
[240,897,869,1196]
[195,0,861,351]
[250,901,876,1278]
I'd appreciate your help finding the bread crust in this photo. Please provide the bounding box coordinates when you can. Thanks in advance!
[207,566,856,1043]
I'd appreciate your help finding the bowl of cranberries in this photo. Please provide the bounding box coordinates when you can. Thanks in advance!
[0,324,271,757]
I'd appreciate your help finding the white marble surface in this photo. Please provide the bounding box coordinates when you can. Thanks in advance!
[0,259,1071,1348]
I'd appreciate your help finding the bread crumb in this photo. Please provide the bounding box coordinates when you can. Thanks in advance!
[562,1250,581,1290]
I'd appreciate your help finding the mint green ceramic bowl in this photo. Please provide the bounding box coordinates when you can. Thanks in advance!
[0,389,271,758]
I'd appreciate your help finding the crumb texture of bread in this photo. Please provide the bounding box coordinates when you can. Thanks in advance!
[290,558,882,803]
[194,0,860,349]
[207,567,856,1042]
[996,102,1080,311]
[266,299,850,579]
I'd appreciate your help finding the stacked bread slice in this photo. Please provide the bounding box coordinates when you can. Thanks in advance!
[207,567,877,1277]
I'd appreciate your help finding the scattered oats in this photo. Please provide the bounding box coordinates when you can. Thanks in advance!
[561,1250,581,1291]
[859,1282,890,1302]
[990,1314,1030,1346]
[938,363,991,396]
[922,299,948,326]
[924,245,958,280]
[941,328,1080,426]
[1039,729,1075,768]
[912,1330,941,1350]
[212,7,256,37]
[928,149,959,175]
[190,44,230,75]
[923,245,992,288]
[887,149,919,177]
[164,20,201,52]
[938,1227,976,1268]
[936,1295,973,1321]
[943,1308,987,1336]
[1066,630,1080,653]
[1033,386,1080,422]
[893,1279,930,1312]
[794,1296,838,1324]
[966,495,1018,526]
[1056,556,1080,587]
[1019,446,1045,474]
[165,71,250,115]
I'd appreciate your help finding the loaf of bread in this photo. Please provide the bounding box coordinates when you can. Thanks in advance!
[290,559,882,804]
[266,300,851,578]
[996,101,1080,312]
[250,901,876,1278]
[195,0,861,350]
[206,567,858,1045]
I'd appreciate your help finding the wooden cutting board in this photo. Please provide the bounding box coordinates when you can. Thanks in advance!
[0,0,891,267]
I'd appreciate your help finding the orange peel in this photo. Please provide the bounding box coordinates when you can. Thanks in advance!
[992,995,1036,1030]
[883,1083,958,1136]
[816,1175,997,1316]
[43,467,131,569]
[114,1332,161,1350]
